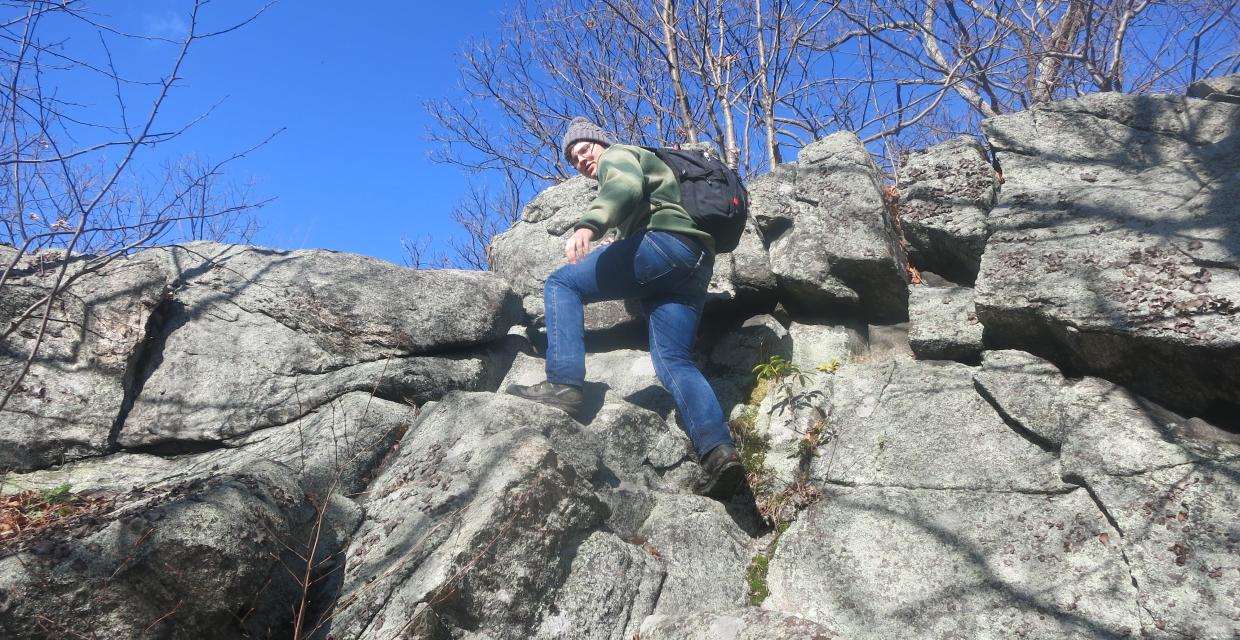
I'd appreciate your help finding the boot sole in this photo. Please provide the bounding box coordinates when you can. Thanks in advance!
[699,460,745,500]
[549,403,583,421]
[530,397,583,421]
[505,389,584,421]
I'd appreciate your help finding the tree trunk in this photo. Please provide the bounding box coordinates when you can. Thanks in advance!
[660,0,698,141]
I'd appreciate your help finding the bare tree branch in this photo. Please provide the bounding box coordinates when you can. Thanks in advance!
[424,0,1239,266]
[0,1,275,413]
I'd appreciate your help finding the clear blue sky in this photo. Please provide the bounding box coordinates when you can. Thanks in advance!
[56,1,511,266]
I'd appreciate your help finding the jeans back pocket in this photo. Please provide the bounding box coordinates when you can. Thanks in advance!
[634,232,700,285]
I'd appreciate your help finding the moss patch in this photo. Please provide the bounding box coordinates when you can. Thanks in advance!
[729,404,772,497]
[746,553,771,605]
[745,521,792,606]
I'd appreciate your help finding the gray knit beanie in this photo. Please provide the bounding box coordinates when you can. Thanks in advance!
[561,117,612,161]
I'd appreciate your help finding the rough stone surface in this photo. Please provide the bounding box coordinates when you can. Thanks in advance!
[637,494,752,615]
[787,321,864,371]
[765,486,1140,639]
[857,322,914,363]
[330,392,606,640]
[1,463,306,639]
[708,219,779,312]
[1187,73,1240,104]
[0,392,408,639]
[709,314,791,375]
[0,250,167,471]
[119,242,519,448]
[752,132,909,320]
[810,360,1069,493]
[974,349,1076,447]
[490,175,600,305]
[535,531,663,640]
[907,284,984,362]
[4,391,407,496]
[162,242,521,355]
[587,401,695,491]
[1087,464,1240,639]
[977,350,1240,638]
[899,136,998,282]
[978,92,1240,415]
[500,351,698,491]
[1058,377,1240,480]
[640,608,840,639]
[978,350,1240,475]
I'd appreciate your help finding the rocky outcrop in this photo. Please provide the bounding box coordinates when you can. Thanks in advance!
[752,132,910,320]
[898,136,998,283]
[122,242,521,449]
[0,249,167,471]
[766,486,1140,639]
[977,350,1240,639]
[1188,75,1240,104]
[640,609,840,639]
[1,243,523,639]
[977,91,1240,417]
[907,284,983,362]
[536,530,663,639]
[811,359,1069,492]
[758,350,1238,639]
[1,391,408,638]
[713,219,781,311]
[3,75,1239,640]
[328,392,607,639]
[788,321,864,371]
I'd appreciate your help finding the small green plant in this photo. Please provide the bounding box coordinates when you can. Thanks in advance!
[816,359,841,375]
[752,355,811,402]
[732,403,758,433]
[789,419,826,459]
[24,484,73,519]
[11,483,77,522]
[742,355,838,524]
[751,355,796,383]
[39,484,72,504]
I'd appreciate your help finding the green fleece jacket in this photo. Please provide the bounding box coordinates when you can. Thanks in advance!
[573,144,715,253]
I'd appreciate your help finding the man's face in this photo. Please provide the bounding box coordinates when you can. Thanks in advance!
[569,141,604,179]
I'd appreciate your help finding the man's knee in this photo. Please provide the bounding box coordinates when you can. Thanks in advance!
[651,346,695,378]
[545,265,573,293]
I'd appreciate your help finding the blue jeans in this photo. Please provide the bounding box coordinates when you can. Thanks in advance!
[544,230,733,459]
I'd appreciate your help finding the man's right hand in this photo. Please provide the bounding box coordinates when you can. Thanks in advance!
[565,227,595,264]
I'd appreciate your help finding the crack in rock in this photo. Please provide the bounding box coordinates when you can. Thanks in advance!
[823,478,1078,496]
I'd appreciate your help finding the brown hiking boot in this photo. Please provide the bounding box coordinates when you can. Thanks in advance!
[694,444,745,500]
[505,381,584,420]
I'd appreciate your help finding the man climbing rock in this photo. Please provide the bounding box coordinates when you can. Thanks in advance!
[506,117,745,501]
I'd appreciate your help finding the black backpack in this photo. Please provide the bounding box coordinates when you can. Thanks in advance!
[645,147,749,253]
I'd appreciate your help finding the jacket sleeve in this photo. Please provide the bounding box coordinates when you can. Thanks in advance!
[574,147,644,236]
